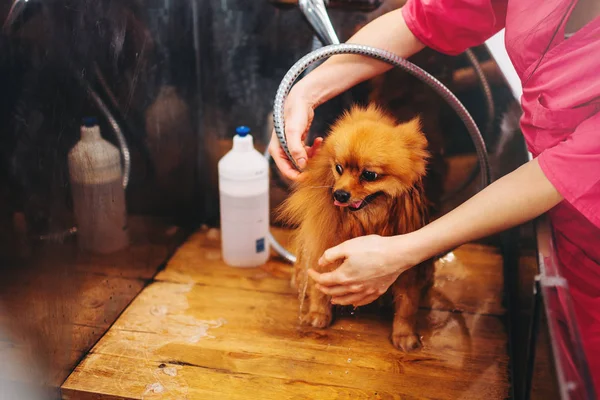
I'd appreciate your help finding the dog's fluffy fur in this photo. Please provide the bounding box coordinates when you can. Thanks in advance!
[277,104,434,351]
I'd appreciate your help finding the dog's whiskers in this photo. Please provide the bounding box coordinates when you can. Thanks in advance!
[357,192,384,209]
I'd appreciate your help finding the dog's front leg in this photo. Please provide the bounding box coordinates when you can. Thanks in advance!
[300,252,336,329]
[301,280,333,328]
[391,269,422,352]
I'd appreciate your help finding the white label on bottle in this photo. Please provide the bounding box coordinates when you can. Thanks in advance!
[218,169,268,181]
[219,191,269,256]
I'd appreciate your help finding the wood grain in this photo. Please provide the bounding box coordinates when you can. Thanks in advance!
[62,227,510,399]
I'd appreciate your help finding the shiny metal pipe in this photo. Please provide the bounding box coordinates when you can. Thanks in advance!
[299,0,340,46]
[269,0,383,12]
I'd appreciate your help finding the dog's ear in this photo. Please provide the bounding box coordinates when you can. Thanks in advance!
[396,116,428,151]
[399,116,422,132]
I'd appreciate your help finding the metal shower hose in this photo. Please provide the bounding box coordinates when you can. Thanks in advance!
[266,43,492,264]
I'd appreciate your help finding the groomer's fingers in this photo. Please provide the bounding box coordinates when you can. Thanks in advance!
[350,292,381,307]
[284,110,309,170]
[308,266,353,287]
[331,290,379,306]
[315,283,364,296]
[306,137,324,158]
[317,243,348,268]
[268,131,301,180]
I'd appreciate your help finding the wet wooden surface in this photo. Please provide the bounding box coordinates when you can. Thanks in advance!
[0,217,186,389]
[62,225,510,399]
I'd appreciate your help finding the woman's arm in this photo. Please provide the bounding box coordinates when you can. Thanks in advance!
[311,158,563,306]
[398,157,563,265]
[297,8,426,108]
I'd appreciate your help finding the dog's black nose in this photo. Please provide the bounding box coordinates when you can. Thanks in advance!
[333,190,351,203]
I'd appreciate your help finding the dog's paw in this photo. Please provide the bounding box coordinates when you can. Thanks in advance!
[391,333,422,352]
[301,311,332,328]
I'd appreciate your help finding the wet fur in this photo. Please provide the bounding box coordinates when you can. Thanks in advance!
[277,104,435,352]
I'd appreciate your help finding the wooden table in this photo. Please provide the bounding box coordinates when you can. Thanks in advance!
[62,226,510,399]
[0,217,186,390]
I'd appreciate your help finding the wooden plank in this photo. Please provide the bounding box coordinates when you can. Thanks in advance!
[154,227,295,294]
[62,353,398,400]
[63,281,509,400]
[71,274,147,329]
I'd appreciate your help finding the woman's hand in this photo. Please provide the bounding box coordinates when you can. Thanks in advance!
[309,234,422,307]
[268,85,323,181]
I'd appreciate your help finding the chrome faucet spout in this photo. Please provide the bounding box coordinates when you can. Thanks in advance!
[298,0,340,45]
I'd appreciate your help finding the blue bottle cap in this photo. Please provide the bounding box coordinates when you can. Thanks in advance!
[82,117,98,127]
[235,126,251,137]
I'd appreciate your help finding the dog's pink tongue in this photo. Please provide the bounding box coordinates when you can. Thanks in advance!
[350,200,363,209]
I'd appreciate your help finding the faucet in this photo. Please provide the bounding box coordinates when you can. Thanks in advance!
[269,0,383,12]
[276,0,384,45]
[298,0,340,45]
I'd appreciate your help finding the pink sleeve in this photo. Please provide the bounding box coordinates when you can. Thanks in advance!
[538,112,600,229]
[402,0,508,56]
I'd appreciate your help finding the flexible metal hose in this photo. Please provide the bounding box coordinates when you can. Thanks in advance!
[465,49,495,154]
[268,43,492,263]
[273,44,491,183]
[79,77,131,189]
[282,0,495,202]
[270,48,496,203]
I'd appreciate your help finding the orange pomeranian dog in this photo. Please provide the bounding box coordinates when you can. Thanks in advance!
[277,104,434,351]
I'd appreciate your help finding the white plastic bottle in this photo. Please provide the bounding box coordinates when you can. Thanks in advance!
[68,117,129,254]
[218,126,270,267]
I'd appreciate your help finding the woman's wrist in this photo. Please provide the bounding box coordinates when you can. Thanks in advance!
[294,62,349,109]
[382,159,564,273]
[287,8,426,112]
[383,232,429,273]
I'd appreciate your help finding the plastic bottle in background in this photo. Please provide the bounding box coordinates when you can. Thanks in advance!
[218,126,270,267]
[68,117,129,254]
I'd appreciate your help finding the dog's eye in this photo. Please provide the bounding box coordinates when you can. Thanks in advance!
[361,170,378,182]
[335,164,343,175]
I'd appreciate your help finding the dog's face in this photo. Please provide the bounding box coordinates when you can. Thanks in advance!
[318,106,429,212]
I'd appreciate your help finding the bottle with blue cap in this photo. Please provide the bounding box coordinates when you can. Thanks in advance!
[67,117,129,254]
[218,126,270,267]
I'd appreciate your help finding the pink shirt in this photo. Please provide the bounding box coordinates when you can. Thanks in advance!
[403,0,600,390]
